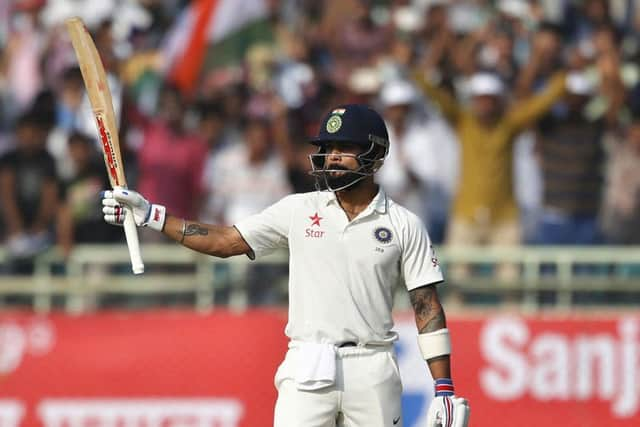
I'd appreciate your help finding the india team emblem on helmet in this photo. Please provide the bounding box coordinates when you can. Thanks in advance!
[326,115,342,133]
[374,227,393,244]
[309,104,389,192]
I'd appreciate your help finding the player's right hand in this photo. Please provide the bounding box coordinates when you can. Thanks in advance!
[426,395,470,427]
[101,188,166,231]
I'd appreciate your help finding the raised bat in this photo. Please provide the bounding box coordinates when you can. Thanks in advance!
[65,17,144,274]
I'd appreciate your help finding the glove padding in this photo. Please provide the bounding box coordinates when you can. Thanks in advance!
[426,396,470,427]
[101,188,166,231]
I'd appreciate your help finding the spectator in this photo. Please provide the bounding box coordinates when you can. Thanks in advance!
[57,132,118,257]
[54,67,85,132]
[327,0,392,71]
[200,113,291,225]
[2,0,640,288]
[47,66,86,180]
[0,110,58,273]
[514,22,564,99]
[0,44,11,156]
[416,1,460,80]
[534,72,607,245]
[135,84,208,231]
[269,98,317,194]
[197,101,228,153]
[201,110,291,305]
[600,115,640,244]
[377,79,458,243]
[414,67,567,280]
[563,0,615,45]
[457,19,519,87]
[283,139,317,194]
[2,2,44,112]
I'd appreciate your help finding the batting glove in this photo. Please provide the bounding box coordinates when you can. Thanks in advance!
[101,188,166,231]
[426,379,470,427]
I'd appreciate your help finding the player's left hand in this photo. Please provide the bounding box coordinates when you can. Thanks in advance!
[426,395,470,427]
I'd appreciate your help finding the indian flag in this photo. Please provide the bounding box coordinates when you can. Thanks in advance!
[332,108,346,115]
[163,0,270,93]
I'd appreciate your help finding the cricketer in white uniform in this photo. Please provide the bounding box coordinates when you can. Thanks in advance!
[101,104,470,427]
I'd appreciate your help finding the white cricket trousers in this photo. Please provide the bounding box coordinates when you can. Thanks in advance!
[273,345,403,427]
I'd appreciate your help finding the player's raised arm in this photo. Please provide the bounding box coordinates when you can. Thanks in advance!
[101,188,251,258]
[162,215,250,258]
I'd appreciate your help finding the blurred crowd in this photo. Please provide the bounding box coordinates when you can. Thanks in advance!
[2,0,640,274]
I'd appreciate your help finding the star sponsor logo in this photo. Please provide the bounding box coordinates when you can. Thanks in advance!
[306,212,325,238]
[309,212,323,227]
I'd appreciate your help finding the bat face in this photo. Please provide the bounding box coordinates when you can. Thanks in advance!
[66,17,144,274]
[95,111,121,187]
[66,17,127,188]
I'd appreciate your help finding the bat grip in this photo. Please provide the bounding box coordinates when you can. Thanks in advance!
[123,209,144,274]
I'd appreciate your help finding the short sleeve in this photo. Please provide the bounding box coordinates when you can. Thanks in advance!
[401,213,444,291]
[234,194,298,259]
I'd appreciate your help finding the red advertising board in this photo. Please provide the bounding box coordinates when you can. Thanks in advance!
[0,310,638,427]
[0,310,289,427]
[446,313,640,427]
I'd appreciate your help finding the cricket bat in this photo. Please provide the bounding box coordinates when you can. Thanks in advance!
[65,17,144,274]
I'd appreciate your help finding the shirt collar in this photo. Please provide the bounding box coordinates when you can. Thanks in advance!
[323,187,388,215]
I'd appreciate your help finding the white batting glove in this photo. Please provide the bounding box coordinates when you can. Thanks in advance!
[101,188,166,231]
[426,379,470,427]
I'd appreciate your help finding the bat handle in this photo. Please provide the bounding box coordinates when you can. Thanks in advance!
[123,209,144,274]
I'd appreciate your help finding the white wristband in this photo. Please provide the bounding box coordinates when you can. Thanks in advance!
[145,204,167,232]
[417,328,451,360]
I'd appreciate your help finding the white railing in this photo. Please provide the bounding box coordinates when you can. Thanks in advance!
[1,244,640,313]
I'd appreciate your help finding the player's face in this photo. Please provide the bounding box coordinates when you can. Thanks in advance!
[309,138,382,192]
[324,141,363,176]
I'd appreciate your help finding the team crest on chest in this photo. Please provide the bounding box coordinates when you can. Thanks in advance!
[373,227,393,244]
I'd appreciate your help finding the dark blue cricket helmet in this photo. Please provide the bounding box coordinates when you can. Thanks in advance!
[309,104,389,192]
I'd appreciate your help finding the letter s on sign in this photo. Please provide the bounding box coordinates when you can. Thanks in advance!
[480,316,529,400]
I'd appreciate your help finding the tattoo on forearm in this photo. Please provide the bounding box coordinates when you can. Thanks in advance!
[421,310,446,334]
[410,286,434,322]
[184,223,209,237]
[409,285,447,334]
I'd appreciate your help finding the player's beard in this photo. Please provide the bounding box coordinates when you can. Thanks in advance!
[324,164,363,192]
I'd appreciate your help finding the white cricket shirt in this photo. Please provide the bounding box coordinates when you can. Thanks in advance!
[234,188,443,345]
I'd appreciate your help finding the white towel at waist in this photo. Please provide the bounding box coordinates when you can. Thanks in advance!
[294,342,336,391]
